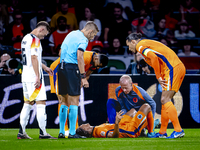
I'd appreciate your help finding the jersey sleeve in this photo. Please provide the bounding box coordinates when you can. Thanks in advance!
[30,36,40,56]
[93,126,109,138]
[137,41,161,79]
[136,86,156,118]
[139,47,161,79]
[78,39,88,52]
[145,51,161,79]
[115,87,127,114]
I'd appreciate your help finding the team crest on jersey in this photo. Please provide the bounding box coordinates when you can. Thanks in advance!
[133,97,138,103]
[137,114,142,119]
[35,48,38,52]
[100,131,105,137]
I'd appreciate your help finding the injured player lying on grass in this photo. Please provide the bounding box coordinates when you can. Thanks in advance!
[76,103,156,138]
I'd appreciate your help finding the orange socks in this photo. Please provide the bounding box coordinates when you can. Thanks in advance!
[159,101,182,134]
[166,102,182,132]
[159,104,169,134]
[147,111,154,133]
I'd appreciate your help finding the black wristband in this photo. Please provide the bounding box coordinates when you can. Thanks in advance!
[80,72,86,79]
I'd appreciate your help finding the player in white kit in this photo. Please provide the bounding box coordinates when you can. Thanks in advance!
[17,21,56,139]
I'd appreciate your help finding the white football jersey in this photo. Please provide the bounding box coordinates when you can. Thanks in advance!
[21,34,43,82]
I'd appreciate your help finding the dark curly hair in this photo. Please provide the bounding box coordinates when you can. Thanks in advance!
[76,127,92,138]
[99,54,109,68]
[126,33,142,42]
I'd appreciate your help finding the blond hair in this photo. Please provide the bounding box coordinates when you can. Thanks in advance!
[119,75,132,84]
[36,21,51,32]
[84,21,99,32]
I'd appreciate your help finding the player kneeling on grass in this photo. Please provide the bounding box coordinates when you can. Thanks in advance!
[76,103,156,138]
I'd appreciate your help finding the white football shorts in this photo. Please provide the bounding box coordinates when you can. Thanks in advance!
[22,79,47,101]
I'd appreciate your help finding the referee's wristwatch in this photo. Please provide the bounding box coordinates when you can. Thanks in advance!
[80,72,86,79]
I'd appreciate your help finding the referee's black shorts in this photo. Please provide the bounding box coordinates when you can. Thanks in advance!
[57,63,81,96]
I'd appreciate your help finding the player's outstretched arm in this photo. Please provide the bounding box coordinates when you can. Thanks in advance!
[110,110,124,138]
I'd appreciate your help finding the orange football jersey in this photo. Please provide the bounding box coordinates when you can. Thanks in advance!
[136,39,182,79]
[92,112,147,138]
[49,51,95,93]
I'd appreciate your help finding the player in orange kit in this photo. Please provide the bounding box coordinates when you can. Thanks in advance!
[126,33,185,138]
[76,103,155,138]
[49,50,108,137]
[50,51,108,95]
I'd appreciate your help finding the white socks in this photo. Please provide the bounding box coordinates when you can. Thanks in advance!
[36,104,47,135]
[20,103,32,134]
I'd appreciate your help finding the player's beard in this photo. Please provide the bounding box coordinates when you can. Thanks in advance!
[88,32,94,41]
[134,49,137,54]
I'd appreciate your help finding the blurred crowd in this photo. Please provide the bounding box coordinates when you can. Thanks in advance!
[0,0,200,74]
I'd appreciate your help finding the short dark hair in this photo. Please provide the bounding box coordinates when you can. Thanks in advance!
[37,5,45,11]
[99,54,109,67]
[36,21,51,32]
[13,10,22,18]
[114,3,123,12]
[76,127,92,138]
[57,16,67,24]
[126,33,142,42]
[59,0,68,6]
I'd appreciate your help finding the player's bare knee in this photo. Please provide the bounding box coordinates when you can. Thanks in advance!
[161,90,175,104]
[126,108,137,117]
[68,95,80,106]
[25,101,34,105]
[161,96,167,104]
[57,95,62,103]
[144,103,151,110]
[129,108,136,114]
[142,103,150,107]
[139,103,151,115]
[36,100,46,105]
[161,96,171,104]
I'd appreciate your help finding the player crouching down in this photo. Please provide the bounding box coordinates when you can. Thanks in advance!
[76,103,156,138]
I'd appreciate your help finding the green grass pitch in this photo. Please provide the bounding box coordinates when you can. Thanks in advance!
[0,128,200,150]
